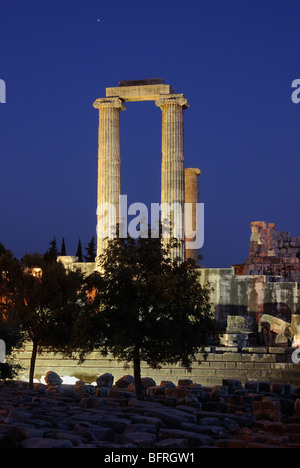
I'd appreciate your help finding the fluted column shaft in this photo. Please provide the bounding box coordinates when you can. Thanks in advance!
[156,96,189,262]
[185,167,201,265]
[93,98,125,260]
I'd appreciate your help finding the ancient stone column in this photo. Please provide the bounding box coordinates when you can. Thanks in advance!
[185,167,201,266]
[93,97,126,261]
[155,95,189,262]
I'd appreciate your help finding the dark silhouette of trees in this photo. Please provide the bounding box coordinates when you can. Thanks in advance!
[43,237,59,264]
[0,253,84,389]
[76,239,83,262]
[0,249,24,380]
[60,238,67,256]
[84,236,96,262]
[72,231,216,400]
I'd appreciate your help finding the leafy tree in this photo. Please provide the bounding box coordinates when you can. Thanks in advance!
[0,253,84,389]
[0,252,24,379]
[76,239,83,262]
[60,238,67,256]
[73,230,217,400]
[0,312,24,380]
[21,253,44,268]
[43,237,59,264]
[0,243,8,257]
[84,236,96,262]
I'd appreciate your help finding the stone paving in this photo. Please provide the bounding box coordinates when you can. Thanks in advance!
[1,373,300,448]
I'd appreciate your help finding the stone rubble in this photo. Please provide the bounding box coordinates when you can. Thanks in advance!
[235,221,300,286]
[1,372,300,448]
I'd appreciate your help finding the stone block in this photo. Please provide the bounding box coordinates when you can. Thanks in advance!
[158,428,213,447]
[121,431,157,448]
[106,83,174,102]
[20,437,73,448]
[96,373,114,388]
[155,438,188,448]
[252,399,282,422]
[214,438,247,448]
[160,381,176,388]
[178,379,193,386]
[146,386,167,397]
[255,420,287,435]
[245,381,260,393]
[115,375,134,388]
[141,377,156,389]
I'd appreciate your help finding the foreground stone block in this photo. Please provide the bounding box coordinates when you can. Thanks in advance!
[121,431,157,447]
[96,373,114,388]
[252,399,282,422]
[115,375,135,388]
[20,437,73,448]
[44,371,63,387]
[159,428,214,447]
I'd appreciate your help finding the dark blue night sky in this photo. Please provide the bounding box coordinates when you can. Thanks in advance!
[0,0,299,267]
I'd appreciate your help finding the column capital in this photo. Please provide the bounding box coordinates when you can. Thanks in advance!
[185,167,201,176]
[93,97,126,111]
[155,94,189,110]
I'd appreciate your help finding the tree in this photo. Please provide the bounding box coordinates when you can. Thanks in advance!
[76,239,83,262]
[43,237,59,264]
[75,230,217,400]
[84,236,96,262]
[0,252,84,389]
[0,252,24,380]
[0,243,7,257]
[0,311,24,380]
[60,238,67,256]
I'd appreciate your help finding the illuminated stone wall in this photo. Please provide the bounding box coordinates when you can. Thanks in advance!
[233,222,300,286]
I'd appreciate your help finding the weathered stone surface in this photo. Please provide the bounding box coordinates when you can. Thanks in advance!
[252,399,282,422]
[96,373,114,388]
[121,431,157,447]
[141,377,156,389]
[237,222,300,288]
[155,438,188,448]
[44,371,63,387]
[20,437,73,448]
[159,428,214,447]
[1,373,300,448]
[115,375,135,388]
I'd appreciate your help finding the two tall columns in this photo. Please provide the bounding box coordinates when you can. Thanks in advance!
[93,95,190,262]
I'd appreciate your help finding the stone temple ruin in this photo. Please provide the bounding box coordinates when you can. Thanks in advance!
[30,79,300,386]
[92,78,201,265]
[59,79,300,349]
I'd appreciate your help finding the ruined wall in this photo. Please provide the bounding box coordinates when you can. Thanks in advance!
[197,267,299,329]
[16,343,300,388]
[234,222,300,286]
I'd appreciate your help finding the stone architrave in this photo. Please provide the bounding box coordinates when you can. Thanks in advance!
[93,97,126,260]
[155,95,189,262]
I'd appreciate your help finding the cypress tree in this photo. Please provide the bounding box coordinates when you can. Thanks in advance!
[60,238,67,256]
[76,239,83,262]
[84,236,96,262]
[43,237,59,264]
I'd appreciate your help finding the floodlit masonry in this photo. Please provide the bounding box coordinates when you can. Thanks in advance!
[58,220,300,347]
[93,79,202,265]
[52,79,300,383]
